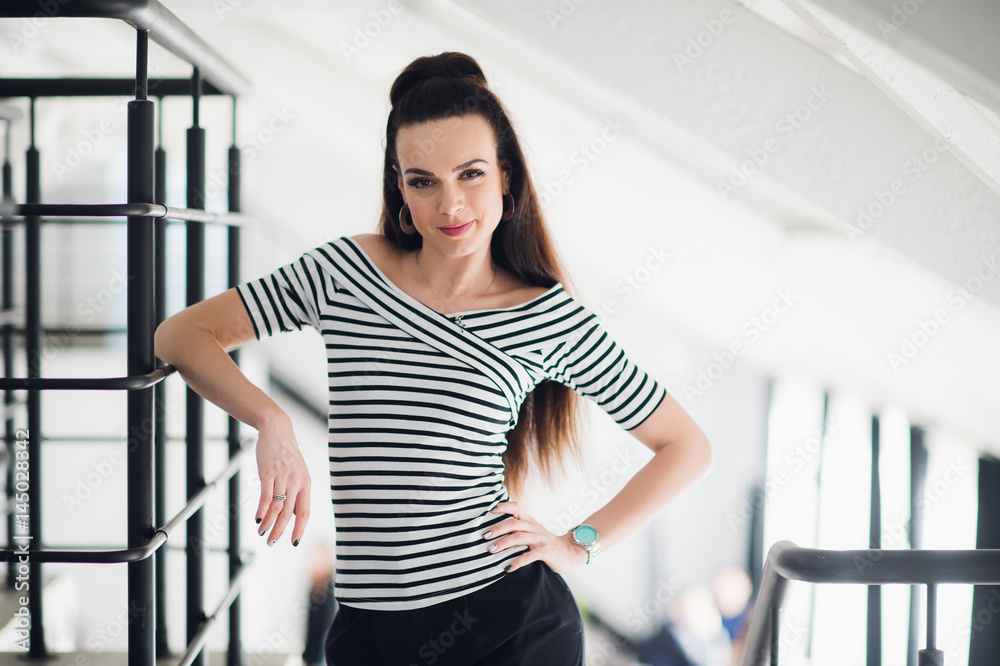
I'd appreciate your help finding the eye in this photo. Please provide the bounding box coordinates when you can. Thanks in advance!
[407,178,433,189]
[462,169,486,179]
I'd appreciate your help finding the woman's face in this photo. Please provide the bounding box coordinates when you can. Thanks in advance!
[395,114,510,257]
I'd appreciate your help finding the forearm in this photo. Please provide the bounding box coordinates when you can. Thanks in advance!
[582,435,712,555]
[155,324,286,432]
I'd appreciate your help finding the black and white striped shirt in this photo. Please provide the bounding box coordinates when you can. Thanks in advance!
[237,236,667,610]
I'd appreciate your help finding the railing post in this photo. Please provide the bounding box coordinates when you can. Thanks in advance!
[770,605,780,666]
[153,93,171,659]
[25,95,48,659]
[186,66,207,666]
[226,96,244,666]
[2,116,16,589]
[868,414,882,666]
[908,425,928,666]
[918,583,944,665]
[127,28,157,666]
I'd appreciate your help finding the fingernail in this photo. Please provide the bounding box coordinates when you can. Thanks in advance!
[258,529,266,537]
[256,517,262,525]
[293,539,301,547]
[268,539,276,547]
[488,543,498,552]
[482,530,491,538]
[504,565,512,573]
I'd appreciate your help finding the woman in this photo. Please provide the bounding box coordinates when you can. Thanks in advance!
[154,51,712,665]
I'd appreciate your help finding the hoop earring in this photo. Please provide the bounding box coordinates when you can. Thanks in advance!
[501,192,515,222]
[398,204,417,235]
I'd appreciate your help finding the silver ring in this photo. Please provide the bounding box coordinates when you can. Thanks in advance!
[272,494,287,502]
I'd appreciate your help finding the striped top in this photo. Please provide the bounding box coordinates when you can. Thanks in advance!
[237,236,667,611]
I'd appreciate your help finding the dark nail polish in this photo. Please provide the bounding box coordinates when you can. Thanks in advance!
[256,517,262,524]
[504,565,511,573]
[293,539,301,547]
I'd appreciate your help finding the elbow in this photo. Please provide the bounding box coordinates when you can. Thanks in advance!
[153,315,184,365]
[153,319,171,364]
[695,434,714,478]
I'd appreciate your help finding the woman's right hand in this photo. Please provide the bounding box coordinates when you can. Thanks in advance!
[254,412,311,546]
[154,288,313,546]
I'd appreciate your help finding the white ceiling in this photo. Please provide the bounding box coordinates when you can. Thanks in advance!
[0,0,997,454]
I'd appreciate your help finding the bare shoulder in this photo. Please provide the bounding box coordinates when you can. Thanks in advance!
[496,269,554,307]
[349,233,392,256]
[349,233,402,271]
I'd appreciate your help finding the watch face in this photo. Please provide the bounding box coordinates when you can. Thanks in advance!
[575,525,598,544]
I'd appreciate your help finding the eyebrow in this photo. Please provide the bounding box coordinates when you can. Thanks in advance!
[403,159,488,176]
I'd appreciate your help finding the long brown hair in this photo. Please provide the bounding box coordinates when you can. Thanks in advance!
[377,52,585,498]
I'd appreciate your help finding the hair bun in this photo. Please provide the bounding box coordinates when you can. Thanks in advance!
[390,52,488,107]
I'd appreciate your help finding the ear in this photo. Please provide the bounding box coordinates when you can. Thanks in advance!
[393,164,406,204]
[500,160,512,193]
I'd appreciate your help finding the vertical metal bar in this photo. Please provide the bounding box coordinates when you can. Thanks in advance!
[153,95,170,659]
[908,426,928,666]
[770,605,780,666]
[806,389,830,662]
[926,583,937,650]
[918,584,944,666]
[25,96,48,659]
[226,95,243,666]
[2,118,15,589]
[868,415,882,666]
[128,29,156,666]
[186,66,207,666]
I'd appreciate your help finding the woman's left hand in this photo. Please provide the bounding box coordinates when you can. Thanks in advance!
[485,501,588,574]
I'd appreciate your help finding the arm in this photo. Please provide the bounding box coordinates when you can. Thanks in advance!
[562,392,712,564]
[154,288,311,546]
[489,392,712,573]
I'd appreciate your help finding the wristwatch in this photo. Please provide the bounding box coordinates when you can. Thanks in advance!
[570,523,600,564]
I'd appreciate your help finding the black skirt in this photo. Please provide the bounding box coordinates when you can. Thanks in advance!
[324,560,586,665]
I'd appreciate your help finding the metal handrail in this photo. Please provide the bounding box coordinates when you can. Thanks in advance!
[0,78,229,97]
[0,365,175,390]
[10,203,252,226]
[177,558,253,666]
[0,439,253,563]
[742,540,1000,665]
[0,1,250,95]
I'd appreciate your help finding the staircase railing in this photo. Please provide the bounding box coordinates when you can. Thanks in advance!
[0,2,253,665]
[742,540,1000,666]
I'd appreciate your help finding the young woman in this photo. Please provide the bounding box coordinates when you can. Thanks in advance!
[154,51,712,666]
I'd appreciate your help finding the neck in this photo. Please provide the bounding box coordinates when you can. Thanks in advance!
[415,243,496,301]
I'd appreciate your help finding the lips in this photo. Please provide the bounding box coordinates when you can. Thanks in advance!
[439,220,474,237]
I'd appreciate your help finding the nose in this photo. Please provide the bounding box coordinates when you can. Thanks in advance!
[438,182,466,216]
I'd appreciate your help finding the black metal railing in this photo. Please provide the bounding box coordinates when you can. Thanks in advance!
[742,541,1000,666]
[0,3,252,665]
